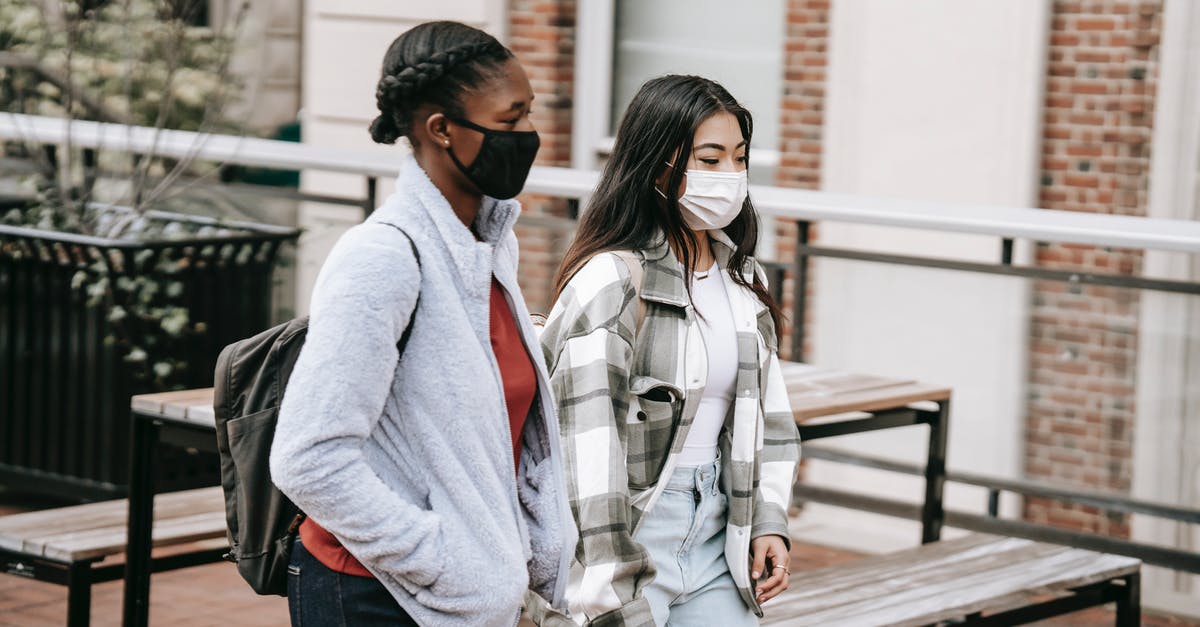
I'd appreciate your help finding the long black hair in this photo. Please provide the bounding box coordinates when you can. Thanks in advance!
[554,74,783,329]
[369,21,513,145]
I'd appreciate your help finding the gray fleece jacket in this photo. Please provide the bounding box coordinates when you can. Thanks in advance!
[269,154,577,627]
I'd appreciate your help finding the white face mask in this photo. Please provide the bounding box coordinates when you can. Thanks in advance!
[659,165,749,231]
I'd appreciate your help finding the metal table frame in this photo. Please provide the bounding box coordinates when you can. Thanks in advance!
[122,408,224,627]
[962,573,1140,626]
[794,400,951,544]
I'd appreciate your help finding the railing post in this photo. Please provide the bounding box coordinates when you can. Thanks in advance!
[791,220,811,361]
[364,176,378,218]
[987,488,1001,518]
[81,148,97,199]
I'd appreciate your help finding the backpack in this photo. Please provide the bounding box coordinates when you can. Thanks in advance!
[212,224,418,596]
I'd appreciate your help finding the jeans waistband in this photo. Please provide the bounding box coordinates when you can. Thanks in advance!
[664,456,721,493]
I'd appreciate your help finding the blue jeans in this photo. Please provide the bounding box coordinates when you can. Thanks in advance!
[634,459,758,626]
[287,538,417,627]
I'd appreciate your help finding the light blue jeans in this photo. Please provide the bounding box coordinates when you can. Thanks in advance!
[634,458,758,626]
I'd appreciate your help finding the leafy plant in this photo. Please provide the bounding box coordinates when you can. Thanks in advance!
[0,0,260,390]
[1,0,248,229]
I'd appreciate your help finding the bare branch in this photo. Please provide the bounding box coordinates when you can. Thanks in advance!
[141,0,250,208]
[127,16,187,215]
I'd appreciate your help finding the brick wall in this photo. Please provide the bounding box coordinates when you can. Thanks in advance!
[508,0,577,313]
[775,0,831,360]
[1025,0,1162,537]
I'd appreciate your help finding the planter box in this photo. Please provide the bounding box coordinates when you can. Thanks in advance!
[0,206,300,500]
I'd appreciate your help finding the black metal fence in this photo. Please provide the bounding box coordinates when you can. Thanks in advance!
[0,211,298,500]
[786,221,1200,577]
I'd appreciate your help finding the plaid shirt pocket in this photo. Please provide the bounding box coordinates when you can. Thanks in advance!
[626,390,677,489]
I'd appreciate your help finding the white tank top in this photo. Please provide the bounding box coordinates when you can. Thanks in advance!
[677,261,738,467]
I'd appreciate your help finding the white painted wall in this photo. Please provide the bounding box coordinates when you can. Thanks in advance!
[296,0,507,313]
[794,0,1051,552]
[214,0,303,134]
[1133,0,1200,616]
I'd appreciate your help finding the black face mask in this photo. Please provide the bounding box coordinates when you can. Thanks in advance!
[446,117,540,200]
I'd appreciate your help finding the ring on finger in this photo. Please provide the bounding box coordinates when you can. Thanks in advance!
[772,564,791,574]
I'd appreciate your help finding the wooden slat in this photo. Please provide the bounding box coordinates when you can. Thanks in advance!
[5,489,223,558]
[43,511,227,561]
[0,492,209,545]
[0,487,227,562]
[0,498,130,540]
[130,388,212,416]
[158,389,216,420]
[184,402,216,426]
[790,383,952,421]
[777,362,952,421]
[132,388,216,427]
[763,534,1140,627]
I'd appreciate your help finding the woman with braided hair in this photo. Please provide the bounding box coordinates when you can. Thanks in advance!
[270,20,576,627]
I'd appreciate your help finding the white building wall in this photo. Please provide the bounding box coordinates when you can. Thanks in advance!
[1133,0,1200,616]
[795,0,1051,552]
[296,0,507,313]
[214,0,303,133]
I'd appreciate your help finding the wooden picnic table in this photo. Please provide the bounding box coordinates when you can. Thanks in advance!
[780,362,953,544]
[123,389,220,627]
[763,533,1140,626]
[121,363,953,626]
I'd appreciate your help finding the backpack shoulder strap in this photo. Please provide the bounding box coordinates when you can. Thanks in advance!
[376,222,420,353]
[612,250,647,337]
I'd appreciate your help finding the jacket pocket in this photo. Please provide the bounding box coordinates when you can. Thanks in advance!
[625,387,678,490]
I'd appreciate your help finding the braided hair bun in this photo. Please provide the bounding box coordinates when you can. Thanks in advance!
[369,22,513,145]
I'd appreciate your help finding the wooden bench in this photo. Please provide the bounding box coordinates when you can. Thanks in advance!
[764,533,1140,626]
[0,486,228,627]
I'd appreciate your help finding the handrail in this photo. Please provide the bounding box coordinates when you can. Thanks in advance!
[802,444,1200,524]
[3,113,1200,253]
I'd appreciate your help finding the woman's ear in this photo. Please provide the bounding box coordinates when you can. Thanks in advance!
[424,112,451,149]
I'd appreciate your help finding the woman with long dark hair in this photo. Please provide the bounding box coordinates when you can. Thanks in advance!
[540,75,800,625]
[270,21,576,627]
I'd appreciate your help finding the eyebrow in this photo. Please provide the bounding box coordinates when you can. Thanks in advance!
[694,140,749,151]
[507,95,536,111]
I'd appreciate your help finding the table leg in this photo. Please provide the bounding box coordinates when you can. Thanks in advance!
[65,561,92,627]
[921,399,950,544]
[1115,572,1140,627]
[122,413,158,627]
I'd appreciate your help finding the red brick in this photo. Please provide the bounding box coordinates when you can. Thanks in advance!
[1076,17,1117,30]
[1063,174,1100,188]
[1065,144,1104,157]
[1069,81,1110,95]
[1075,50,1112,63]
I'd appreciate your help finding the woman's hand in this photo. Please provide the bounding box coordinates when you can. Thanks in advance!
[750,534,790,604]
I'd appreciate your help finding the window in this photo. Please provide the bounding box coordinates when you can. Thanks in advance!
[575,0,786,185]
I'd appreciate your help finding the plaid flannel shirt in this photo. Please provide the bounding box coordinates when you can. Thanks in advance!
[540,233,800,626]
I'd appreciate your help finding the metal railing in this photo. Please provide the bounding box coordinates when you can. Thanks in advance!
[2,113,1198,574]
